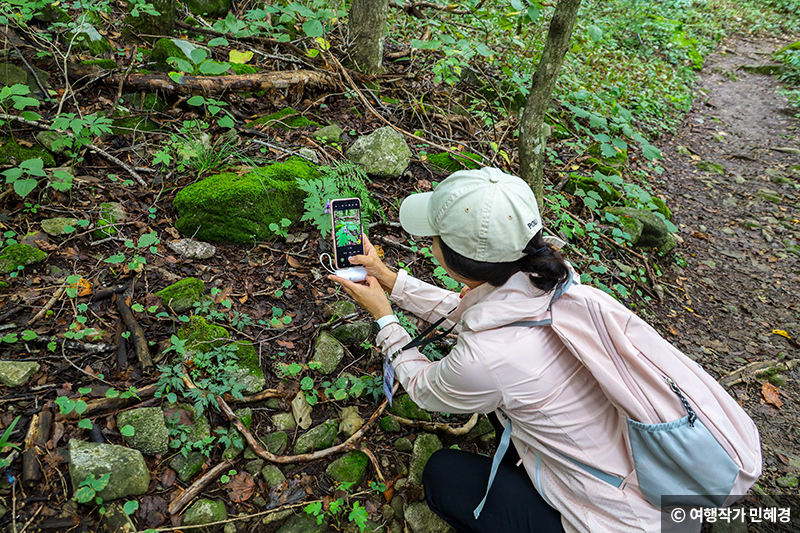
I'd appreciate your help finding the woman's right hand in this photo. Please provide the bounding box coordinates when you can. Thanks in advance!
[348,234,397,293]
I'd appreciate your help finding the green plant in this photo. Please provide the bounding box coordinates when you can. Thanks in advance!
[104,231,160,272]
[274,279,292,298]
[168,49,231,78]
[0,416,21,469]
[220,468,237,483]
[74,472,110,506]
[2,158,73,199]
[269,218,292,239]
[123,500,139,516]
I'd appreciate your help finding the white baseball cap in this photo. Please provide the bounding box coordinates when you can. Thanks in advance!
[398,167,543,262]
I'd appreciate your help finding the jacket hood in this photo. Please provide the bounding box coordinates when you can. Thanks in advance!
[459,272,552,332]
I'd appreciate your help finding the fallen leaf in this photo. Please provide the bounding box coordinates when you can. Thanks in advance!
[70,278,92,297]
[166,227,181,239]
[762,382,783,408]
[287,255,302,268]
[277,339,295,349]
[226,472,256,502]
[668,326,679,336]
[291,390,313,430]
[239,294,248,304]
[160,468,177,489]
[772,329,791,339]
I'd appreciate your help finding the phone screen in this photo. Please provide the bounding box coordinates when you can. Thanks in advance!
[331,198,364,269]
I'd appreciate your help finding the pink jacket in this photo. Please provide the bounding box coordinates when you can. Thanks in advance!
[376,269,696,533]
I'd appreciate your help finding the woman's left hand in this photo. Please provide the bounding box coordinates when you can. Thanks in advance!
[328,274,393,319]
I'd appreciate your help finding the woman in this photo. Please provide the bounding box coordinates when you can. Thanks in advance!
[330,167,680,533]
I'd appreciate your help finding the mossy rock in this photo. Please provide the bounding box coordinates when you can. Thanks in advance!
[563,174,621,205]
[173,159,319,244]
[262,431,288,455]
[126,0,176,41]
[607,207,669,248]
[222,407,252,460]
[387,395,430,422]
[92,202,126,239]
[230,63,258,75]
[587,142,628,166]
[294,419,338,454]
[0,243,47,274]
[309,332,345,375]
[331,321,372,346]
[311,125,343,143]
[0,138,56,167]
[425,152,481,173]
[35,132,69,155]
[696,160,725,174]
[325,450,368,484]
[228,341,266,394]
[184,498,227,527]
[379,415,401,433]
[177,315,228,350]
[408,433,442,486]
[650,197,672,220]
[33,3,71,23]
[66,23,113,54]
[0,63,30,89]
[157,278,207,314]
[165,403,211,447]
[742,64,788,76]
[123,92,168,112]
[184,0,232,17]
[261,464,286,488]
[82,59,119,70]
[246,108,320,130]
[149,38,198,66]
[117,407,169,456]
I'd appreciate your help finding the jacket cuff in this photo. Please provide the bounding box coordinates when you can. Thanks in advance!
[389,268,409,302]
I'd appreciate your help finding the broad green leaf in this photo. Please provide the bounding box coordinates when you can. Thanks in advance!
[123,500,139,515]
[588,25,604,42]
[78,419,93,429]
[74,485,95,503]
[168,58,193,73]
[21,330,37,341]
[13,177,38,198]
[526,5,540,22]
[120,425,135,437]
[50,171,73,192]
[21,158,46,176]
[199,61,231,75]
[302,19,323,38]
[217,115,235,129]
[208,37,229,47]
[600,143,618,158]
[12,96,40,110]
[74,400,88,415]
[186,95,205,106]
[641,143,662,160]
[190,48,208,65]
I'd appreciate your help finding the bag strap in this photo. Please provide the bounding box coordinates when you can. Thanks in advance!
[473,411,513,519]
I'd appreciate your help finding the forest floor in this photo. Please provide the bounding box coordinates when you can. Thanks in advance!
[1,27,800,533]
[647,34,800,502]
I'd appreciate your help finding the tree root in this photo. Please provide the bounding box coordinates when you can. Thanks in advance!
[113,283,153,373]
[392,412,479,435]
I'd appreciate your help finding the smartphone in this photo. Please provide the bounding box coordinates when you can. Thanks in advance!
[330,198,364,269]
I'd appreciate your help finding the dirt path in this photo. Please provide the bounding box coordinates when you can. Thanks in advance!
[650,35,800,493]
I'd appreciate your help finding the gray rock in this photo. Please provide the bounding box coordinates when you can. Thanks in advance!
[272,412,296,432]
[164,403,211,445]
[757,188,783,203]
[346,127,411,178]
[0,63,28,88]
[261,464,286,488]
[117,407,169,456]
[294,419,338,454]
[184,498,227,528]
[93,202,127,239]
[101,501,136,533]
[465,417,494,441]
[390,496,404,520]
[276,512,329,533]
[404,502,454,533]
[167,239,216,260]
[169,451,206,482]
[311,125,344,143]
[35,131,69,155]
[338,406,364,438]
[606,207,670,249]
[245,459,265,477]
[297,147,319,164]
[41,217,80,236]
[408,433,442,486]
[387,395,431,422]
[263,431,288,455]
[326,450,368,484]
[331,321,372,346]
[777,475,798,488]
[323,300,358,319]
[68,440,150,501]
[394,437,413,453]
[309,333,345,374]
[0,243,47,274]
[0,361,40,387]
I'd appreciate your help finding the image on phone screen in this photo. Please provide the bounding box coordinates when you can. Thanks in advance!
[331,198,364,269]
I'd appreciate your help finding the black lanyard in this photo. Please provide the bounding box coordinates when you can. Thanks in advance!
[400,314,457,352]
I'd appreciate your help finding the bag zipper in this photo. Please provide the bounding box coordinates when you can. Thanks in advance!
[587,299,659,423]
[665,377,697,426]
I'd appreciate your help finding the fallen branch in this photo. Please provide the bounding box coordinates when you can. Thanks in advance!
[27,285,65,327]
[114,70,338,96]
[392,412,479,435]
[232,389,282,403]
[358,445,385,485]
[0,113,147,187]
[114,285,153,373]
[168,460,233,516]
[82,384,159,417]
[719,359,796,388]
[35,335,117,355]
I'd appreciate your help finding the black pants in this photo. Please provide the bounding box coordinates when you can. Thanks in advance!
[423,414,564,533]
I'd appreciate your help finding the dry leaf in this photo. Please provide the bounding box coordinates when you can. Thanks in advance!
[772,329,791,339]
[277,340,295,349]
[287,255,302,268]
[160,468,177,489]
[762,382,783,408]
[226,472,256,502]
[239,294,248,304]
[291,390,313,430]
[70,278,92,297]
[166,227,181,239]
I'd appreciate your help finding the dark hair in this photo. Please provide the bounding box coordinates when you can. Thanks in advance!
[438,231,570,292]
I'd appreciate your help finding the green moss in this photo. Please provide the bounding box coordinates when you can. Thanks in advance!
[82,59,118,70]
[696,160,725,174]
[150,38,194,65]
[651,197,672,220]
[159,279,209,315]
[66,24,113,54]
[0,243,47,274]
[564,174,622,205]
[229,341,266,393]
[173,159,320,243]
[0,281,9,290]
[425,152,481,173]
[230,63,258,75]
[246,108,321,130]
[123,93,168,112]
[184,0,232,17]
[0,138,55,167]
[92,202,126,239]
[587,142,628,166]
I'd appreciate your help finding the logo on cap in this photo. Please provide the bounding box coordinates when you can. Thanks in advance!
[527,218,539,230]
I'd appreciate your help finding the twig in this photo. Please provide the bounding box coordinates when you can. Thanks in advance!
[358,445,385,485]
[0,113,147,187]
[27,285,65,327]
[373,235,416,254]
[168,460,233,516]
[158,499,320,531]
[34,335,116,355]
[113,282,153,373]
[0,29,50,101]
[233,389,283,403]
[107,48,137,119]
[392,412,479,435]
[17,503,43,533]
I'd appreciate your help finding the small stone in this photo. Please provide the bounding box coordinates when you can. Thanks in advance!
[0,361,40,387]
[297,147,319,164]
[777,476,798,488]
[0,63,28,88]
[0,243,48,274]
[264,398,281,409]
[272,412,296,432]
[465,417,494,441]
[243,447,258,460]
[379,415,401,433]
[276,512,329,533]
[404,502,454,533]
[326,450,369,484]
[346,127,412,179]
[184,499,228,528]
[224,523,236,533]
[294,419,338,454]
[101,502,136,533]
[262,431,288,455]
[394,438,413,453]
[675,145,691,155]
[169,451,206,482]
[331,321,372,346]
[35,131,69,154]
[245,459,265,477]
[252,496,267,508]
[116,407,169,456]
[390,495,405,520]
[696,160,725,174]
[387,395,431,422]
[757,189,783,203]
[41,217,80,236]
[262,509,295,525]
[311,125,344,143]
[323,300,358,319]
[167,239,216,260]
[408,433,442,486]
[309,333,345,374]
[93,202,127,239]
[261,464,286,488]
[68,440,150,501]
[156,278,206,314]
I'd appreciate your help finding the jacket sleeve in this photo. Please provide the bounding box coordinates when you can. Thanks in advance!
[388,269,465,329]
[376,324,502,414]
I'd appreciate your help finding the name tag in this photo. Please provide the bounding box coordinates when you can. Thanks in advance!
[383,354,395,406]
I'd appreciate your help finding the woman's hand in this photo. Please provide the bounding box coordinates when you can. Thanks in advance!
[329,274,393,320]
[347,234,397,293]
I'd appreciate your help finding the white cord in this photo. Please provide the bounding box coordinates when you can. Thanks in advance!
[319,253,337,274]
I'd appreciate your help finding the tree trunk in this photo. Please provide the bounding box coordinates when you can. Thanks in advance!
[348,0,390,74]
[115,70,338,95]
[519,0,583,209]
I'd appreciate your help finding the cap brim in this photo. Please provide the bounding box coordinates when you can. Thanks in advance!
[399,192,436,236]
